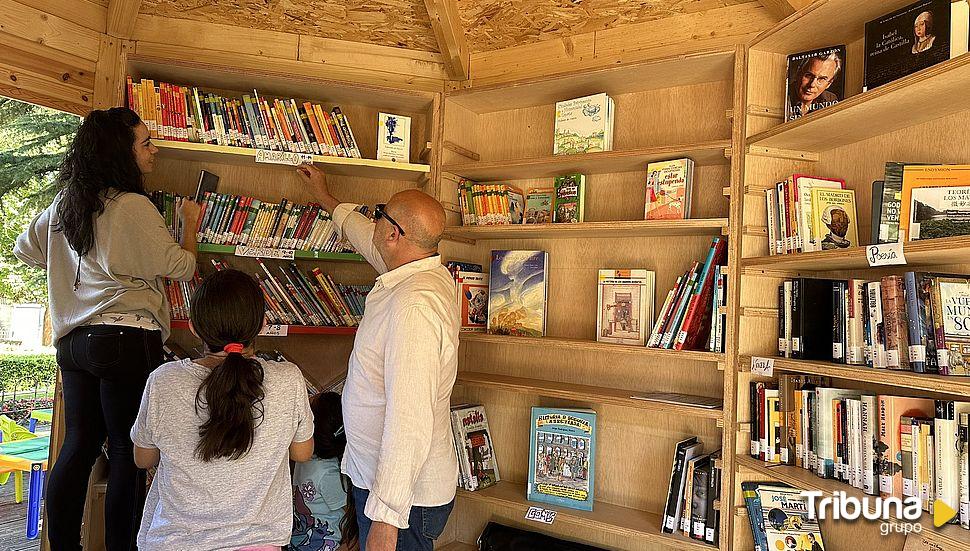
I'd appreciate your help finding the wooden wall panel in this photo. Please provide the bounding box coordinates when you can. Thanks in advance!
[14,0,106,33]
[132,14,300,59]
[0,0,103,61]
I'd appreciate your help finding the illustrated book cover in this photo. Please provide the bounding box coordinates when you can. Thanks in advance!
[810,188,859,251]
[644,158,694,220]
[528,407,597,511]
[553,93,614,155]
[487,250,549,337]
[450,404,500,491]
[785,45,847,121]
[596,269,655,346]
[553,173,586,223]
[376,112,410,163]
[456,271,488,332]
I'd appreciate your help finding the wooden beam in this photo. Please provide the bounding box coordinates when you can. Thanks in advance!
[298,36,448,81]
[106,0,143,39]
[423,0,469,80]
[132,14,300,59]
[758,0,813,20]
[0,0,102,61]
[14,0,106,33]
[93,35,130,108]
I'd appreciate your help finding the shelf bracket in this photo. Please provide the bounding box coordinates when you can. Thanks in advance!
[444,140,481,162]
[747,146,820,162]
[747,105,785,120]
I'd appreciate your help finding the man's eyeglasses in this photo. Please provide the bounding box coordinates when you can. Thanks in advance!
[374,204,406,236]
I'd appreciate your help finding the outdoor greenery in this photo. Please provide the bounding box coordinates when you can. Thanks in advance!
[0,98,80,304]
[0,353,57,391]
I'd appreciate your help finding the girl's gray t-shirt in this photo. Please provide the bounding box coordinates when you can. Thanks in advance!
[131,357,314,550]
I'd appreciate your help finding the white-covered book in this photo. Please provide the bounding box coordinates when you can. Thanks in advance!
[553,93,614,155]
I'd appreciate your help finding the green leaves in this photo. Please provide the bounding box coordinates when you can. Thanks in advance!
[0,354,56,391]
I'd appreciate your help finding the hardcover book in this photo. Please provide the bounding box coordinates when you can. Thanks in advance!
[931,275,970,375]
[527,407,596,511]
[864,0,952,91]
[644,158,693,220]
[450,404,500,491]
[901,165,970,240]
[785,45,847,122]
[456,271,488,332]
[487,250,549,337]
[524,188,553,224]
[810,188,859,250]
[596,269,655,346]
[553,173,586,223]
[377,112,410,163]
[553,93,614,155]
[794,175,845,252]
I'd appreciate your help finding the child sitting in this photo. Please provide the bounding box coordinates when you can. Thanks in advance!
[131,269,315,550]
[289,392,358,551]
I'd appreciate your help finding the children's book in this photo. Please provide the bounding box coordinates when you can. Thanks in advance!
[487,250,549,337]
[456,271,488,332]
[644,158,693,220]
[451,404,500,491]
[553,93,614,155]
[525,188,554,224]
[527,407,597,511]
[596,269,655,346]
[553,173,586,223]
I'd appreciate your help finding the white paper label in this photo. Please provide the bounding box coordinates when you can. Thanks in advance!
[792,338,802,353]
[909,345,927,363]
[235,246,296,260]
[780,447,789,464]
[796,444,804,459]
[864,469,875,491]
[751,440,760,455]
[525,506,557,525]
[706,528,715,541]
[259,324,288,337]
[778,338,787,353]
[751,356,775,377]
[939,350,950,368]
[254,149,314,166]
[849,347,865,364]
[886,349,900,367]
[833,343,844,358]
[866,242,907,267]
[880,474,893,494]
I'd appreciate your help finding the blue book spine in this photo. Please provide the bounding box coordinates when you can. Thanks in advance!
[903,272,926,373]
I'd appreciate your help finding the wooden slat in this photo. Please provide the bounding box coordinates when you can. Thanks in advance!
[444,219,728,241]
[13,0,106,33]
[0,59,92,109]
[443,140,733,180]
[0,30,96,91]
[459,332,724,363]
[423,0,469,79]
[0,0,102,61]
[105,0,141,39]
[93,35,129,109]
[132,14,300,59]
[757,0,813,20]
[468,34,596,87]
[298,36,448,81]
[458,371,723,418]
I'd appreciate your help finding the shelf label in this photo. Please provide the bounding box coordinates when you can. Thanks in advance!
[524,506,557,525]
[866,242,907,267]
[259,324,288,337]
[254,149,313,166]
[235,246,295,260]
[750,356,775,377]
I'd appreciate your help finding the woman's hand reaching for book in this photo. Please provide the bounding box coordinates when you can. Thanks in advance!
[297,164,339,214]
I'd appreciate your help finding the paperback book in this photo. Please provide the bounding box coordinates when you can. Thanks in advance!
[456,271,488,332]
[596,269,655,346]
[644,158,694,220]
[524,188,554,224]
[487,250,549,337]
[377,112,410,163]
[864,0,958,91]
[528,407,596,511]
[785,45,847,121]
[900,165,970,240]
[553,93,614,155]
[553,173,586,223]
[810,188,859,250]
[450,404,500,491]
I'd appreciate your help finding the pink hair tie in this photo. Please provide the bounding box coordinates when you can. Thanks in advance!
[223,343,244,354]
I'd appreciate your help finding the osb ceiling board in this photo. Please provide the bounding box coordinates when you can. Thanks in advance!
[138,0,440,51]
[457,0,755,52]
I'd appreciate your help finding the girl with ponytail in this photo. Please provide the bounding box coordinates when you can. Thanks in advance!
[131,269,314,550]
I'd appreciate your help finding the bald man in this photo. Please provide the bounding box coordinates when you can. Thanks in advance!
[297,164,459,551]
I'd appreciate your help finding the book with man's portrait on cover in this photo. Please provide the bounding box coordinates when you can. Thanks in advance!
[785,45,846,122]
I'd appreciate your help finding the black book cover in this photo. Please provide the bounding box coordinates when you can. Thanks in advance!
[832,280,847,363]
[791,279,802,358]
[778,284,786,357]
[798,278,837,361]
[690,457,711,540]
[870,180,885,245]
[750,382,762,459]
[785,45,847,122]
[705,450,721,546]
[663,437,698,533]
[865,0,952,90]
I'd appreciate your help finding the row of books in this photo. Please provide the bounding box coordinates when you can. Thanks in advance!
[874,163,970,244]
[764,174,858,255]
[210,258,369,327]
[662,437,722,547]
[777,273,970,375]
[783,0,969,121]
[151,189,356,254]
[456,174,585,226]
[164,275,202,321]
[750,377,970,529]
[126,77,362,157]
[450,404,501,492]
[742,482,824,551]
[648,237,728,352]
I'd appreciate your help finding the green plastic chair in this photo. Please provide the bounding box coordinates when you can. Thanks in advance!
[0,414,38,501]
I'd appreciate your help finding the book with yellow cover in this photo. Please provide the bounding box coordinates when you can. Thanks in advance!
[900,165,970,241]
[810,188,859,251]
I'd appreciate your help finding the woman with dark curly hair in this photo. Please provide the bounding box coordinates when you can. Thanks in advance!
[13,107,200,551]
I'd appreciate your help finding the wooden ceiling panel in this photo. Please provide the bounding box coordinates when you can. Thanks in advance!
[456,0,754,52]
[139,0,440,51]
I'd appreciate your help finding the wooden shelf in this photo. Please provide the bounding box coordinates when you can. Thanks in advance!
[170,319,357,335]
[739,355,970,398]
[152,140,431,181]
[457,372,722,419]
[456,481,712,551]
[747,54,970,153]
[741,236,970,272]
[460,333,724,363]
[735,456,970,549]
[445,219,728,242]
[196,243,365,262]
[442,140,731,180]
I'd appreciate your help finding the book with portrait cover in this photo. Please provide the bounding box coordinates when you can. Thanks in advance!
[785,45,846,122]
[644,158,694,220]
[553,173,586,223]
[450,404,500,491]
[596,269,655,346]
[864,0,952,91]
[456,271,488,332]
[810,188,859,251]
[487,250,548,337]
[930,275,970,376]
[754,484,825,551]
[524,188,554,224]
[553,93,614,155]
[527,407,597,511]
[900,165,970,240]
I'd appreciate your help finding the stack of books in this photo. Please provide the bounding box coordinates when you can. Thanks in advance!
[457,173,585,226]
[662,437,722,546]
[764,174,857,255]
[126,77,361,157]
[164,274,202,321]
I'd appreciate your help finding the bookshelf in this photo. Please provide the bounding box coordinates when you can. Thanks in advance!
[438,48,744,550]
[195,243,366,262]
[169,319,357,336]
[731,1,970,550]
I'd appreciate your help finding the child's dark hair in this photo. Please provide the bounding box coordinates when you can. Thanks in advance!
[310,392,359,549]
[190,269,266,462]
